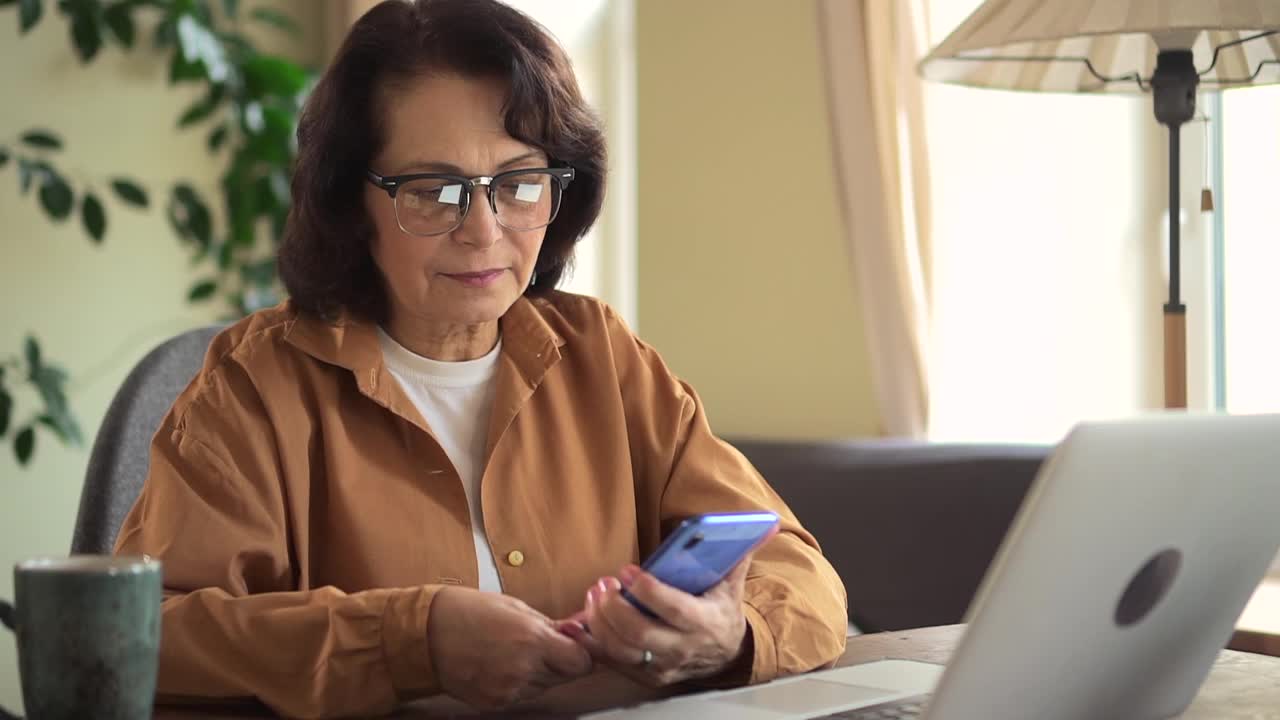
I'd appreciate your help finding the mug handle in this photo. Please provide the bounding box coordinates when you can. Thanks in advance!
[0,599,23,720]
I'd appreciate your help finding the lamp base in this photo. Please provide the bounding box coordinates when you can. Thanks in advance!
[1164,305,1187,409]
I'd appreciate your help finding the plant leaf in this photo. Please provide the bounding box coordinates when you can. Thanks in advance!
[38,170,74,220]
[251,173,276,217]
[207,123,228,152]
[152,16,175,48]
[177,101,212,127]
[14,426,35,465]
[23,335,41,376]
[229,208,253,247]
[220,0,236,17]
[17,158,37,194]
[110,178,148,208]
[35,414,63,439]
[17,159,55,196]
[239,112,291,166]
[175,14,228,82]
[242,54,308,98]
[67,416,84,446]
[35,363,66,385]
[187,278,218,301]
[18,0,42,33]
[177,83,225,127]
[0,386,11,437]
[223,158,256,248]
[248,6,297,35]
[70,9,103,62]
[103,3,134,47]
[36,408,82,448]
[216,237,234,270]
[20,130,62,150]
[213,28,253,56]
[190,0,213,23]
[81,192,106,242]
[31,362,79,444]
[170,183,213,249]
[169,52,206,83]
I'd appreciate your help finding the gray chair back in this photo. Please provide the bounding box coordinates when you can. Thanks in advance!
[71,326,224,555]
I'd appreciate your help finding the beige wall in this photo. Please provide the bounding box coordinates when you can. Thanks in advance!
[635,0,881,439]
[0,5,319,710]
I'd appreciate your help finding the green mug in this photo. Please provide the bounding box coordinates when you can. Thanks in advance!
[0,556,162,720]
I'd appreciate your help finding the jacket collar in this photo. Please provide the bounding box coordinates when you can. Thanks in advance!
[283,295,565,374]
[284,296,567,439]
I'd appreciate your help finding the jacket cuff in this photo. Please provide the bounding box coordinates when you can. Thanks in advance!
[381,585,444,699]
[742,600,777,684]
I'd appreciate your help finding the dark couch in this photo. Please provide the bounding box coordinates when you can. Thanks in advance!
[729,438,1051,633]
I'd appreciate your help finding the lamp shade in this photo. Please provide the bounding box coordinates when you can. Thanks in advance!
[920,0,1280,93]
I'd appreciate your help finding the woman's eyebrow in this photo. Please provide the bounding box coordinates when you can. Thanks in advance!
[494,150,546,170]
[391,150,546,176]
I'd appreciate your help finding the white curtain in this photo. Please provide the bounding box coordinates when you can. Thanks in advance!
[816,0,934,438]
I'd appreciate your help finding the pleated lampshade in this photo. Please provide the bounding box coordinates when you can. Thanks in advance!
[920,0,1280,93]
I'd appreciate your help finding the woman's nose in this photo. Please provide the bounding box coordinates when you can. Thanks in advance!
[454,187,501,248]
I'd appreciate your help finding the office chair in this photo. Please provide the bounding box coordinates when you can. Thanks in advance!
[70,325,224,555]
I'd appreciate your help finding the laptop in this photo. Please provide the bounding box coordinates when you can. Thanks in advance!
[585,412,1280,720]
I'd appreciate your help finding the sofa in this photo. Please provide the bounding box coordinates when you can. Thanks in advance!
[728,438,1051,633]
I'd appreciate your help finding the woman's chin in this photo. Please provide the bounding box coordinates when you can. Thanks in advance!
[429,288,520,325]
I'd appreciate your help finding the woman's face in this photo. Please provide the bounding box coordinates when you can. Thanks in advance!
[365,73,548,328]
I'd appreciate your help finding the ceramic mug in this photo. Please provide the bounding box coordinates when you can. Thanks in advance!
[0,555,162,720]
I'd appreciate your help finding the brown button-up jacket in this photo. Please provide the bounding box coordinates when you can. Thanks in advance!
[115,291,848,718]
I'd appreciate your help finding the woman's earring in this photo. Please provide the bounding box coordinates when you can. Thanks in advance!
[529,271,538,288]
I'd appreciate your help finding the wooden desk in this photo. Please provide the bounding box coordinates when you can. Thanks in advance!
[156,625,1280,719]
[835,626,1280,720]
[1229,576,1280,657]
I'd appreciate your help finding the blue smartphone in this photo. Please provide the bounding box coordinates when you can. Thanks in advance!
[623,511,779,619]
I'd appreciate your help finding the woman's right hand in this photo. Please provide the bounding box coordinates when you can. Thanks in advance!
[427,587,595,709]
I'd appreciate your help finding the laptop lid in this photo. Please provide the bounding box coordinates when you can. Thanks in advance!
[927,412,1280,720]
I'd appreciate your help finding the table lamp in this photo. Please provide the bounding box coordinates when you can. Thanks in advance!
[919,1,1280,409]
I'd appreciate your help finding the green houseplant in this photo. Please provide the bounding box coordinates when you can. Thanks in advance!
[1,0,314,466]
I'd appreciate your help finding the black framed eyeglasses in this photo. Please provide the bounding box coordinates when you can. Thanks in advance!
[365,166,575,237]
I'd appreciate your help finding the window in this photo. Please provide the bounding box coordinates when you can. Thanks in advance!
[1219,86,1280,415]
[503,0,637,327]
[924,0,1167,443]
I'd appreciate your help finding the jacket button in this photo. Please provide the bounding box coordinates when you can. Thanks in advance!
[506,550,525,567]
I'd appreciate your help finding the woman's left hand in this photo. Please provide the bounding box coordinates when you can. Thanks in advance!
[558,558,755,687]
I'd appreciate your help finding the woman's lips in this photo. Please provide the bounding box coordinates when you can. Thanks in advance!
[442,269,505,288]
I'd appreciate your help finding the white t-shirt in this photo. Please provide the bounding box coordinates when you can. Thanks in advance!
[377,327,504,593]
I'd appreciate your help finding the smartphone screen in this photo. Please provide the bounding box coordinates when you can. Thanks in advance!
[625,511,778,618]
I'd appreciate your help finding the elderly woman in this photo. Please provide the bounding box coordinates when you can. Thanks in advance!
[114,0,846,716]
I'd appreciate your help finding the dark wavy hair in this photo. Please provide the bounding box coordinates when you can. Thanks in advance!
[278,0,608,322]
